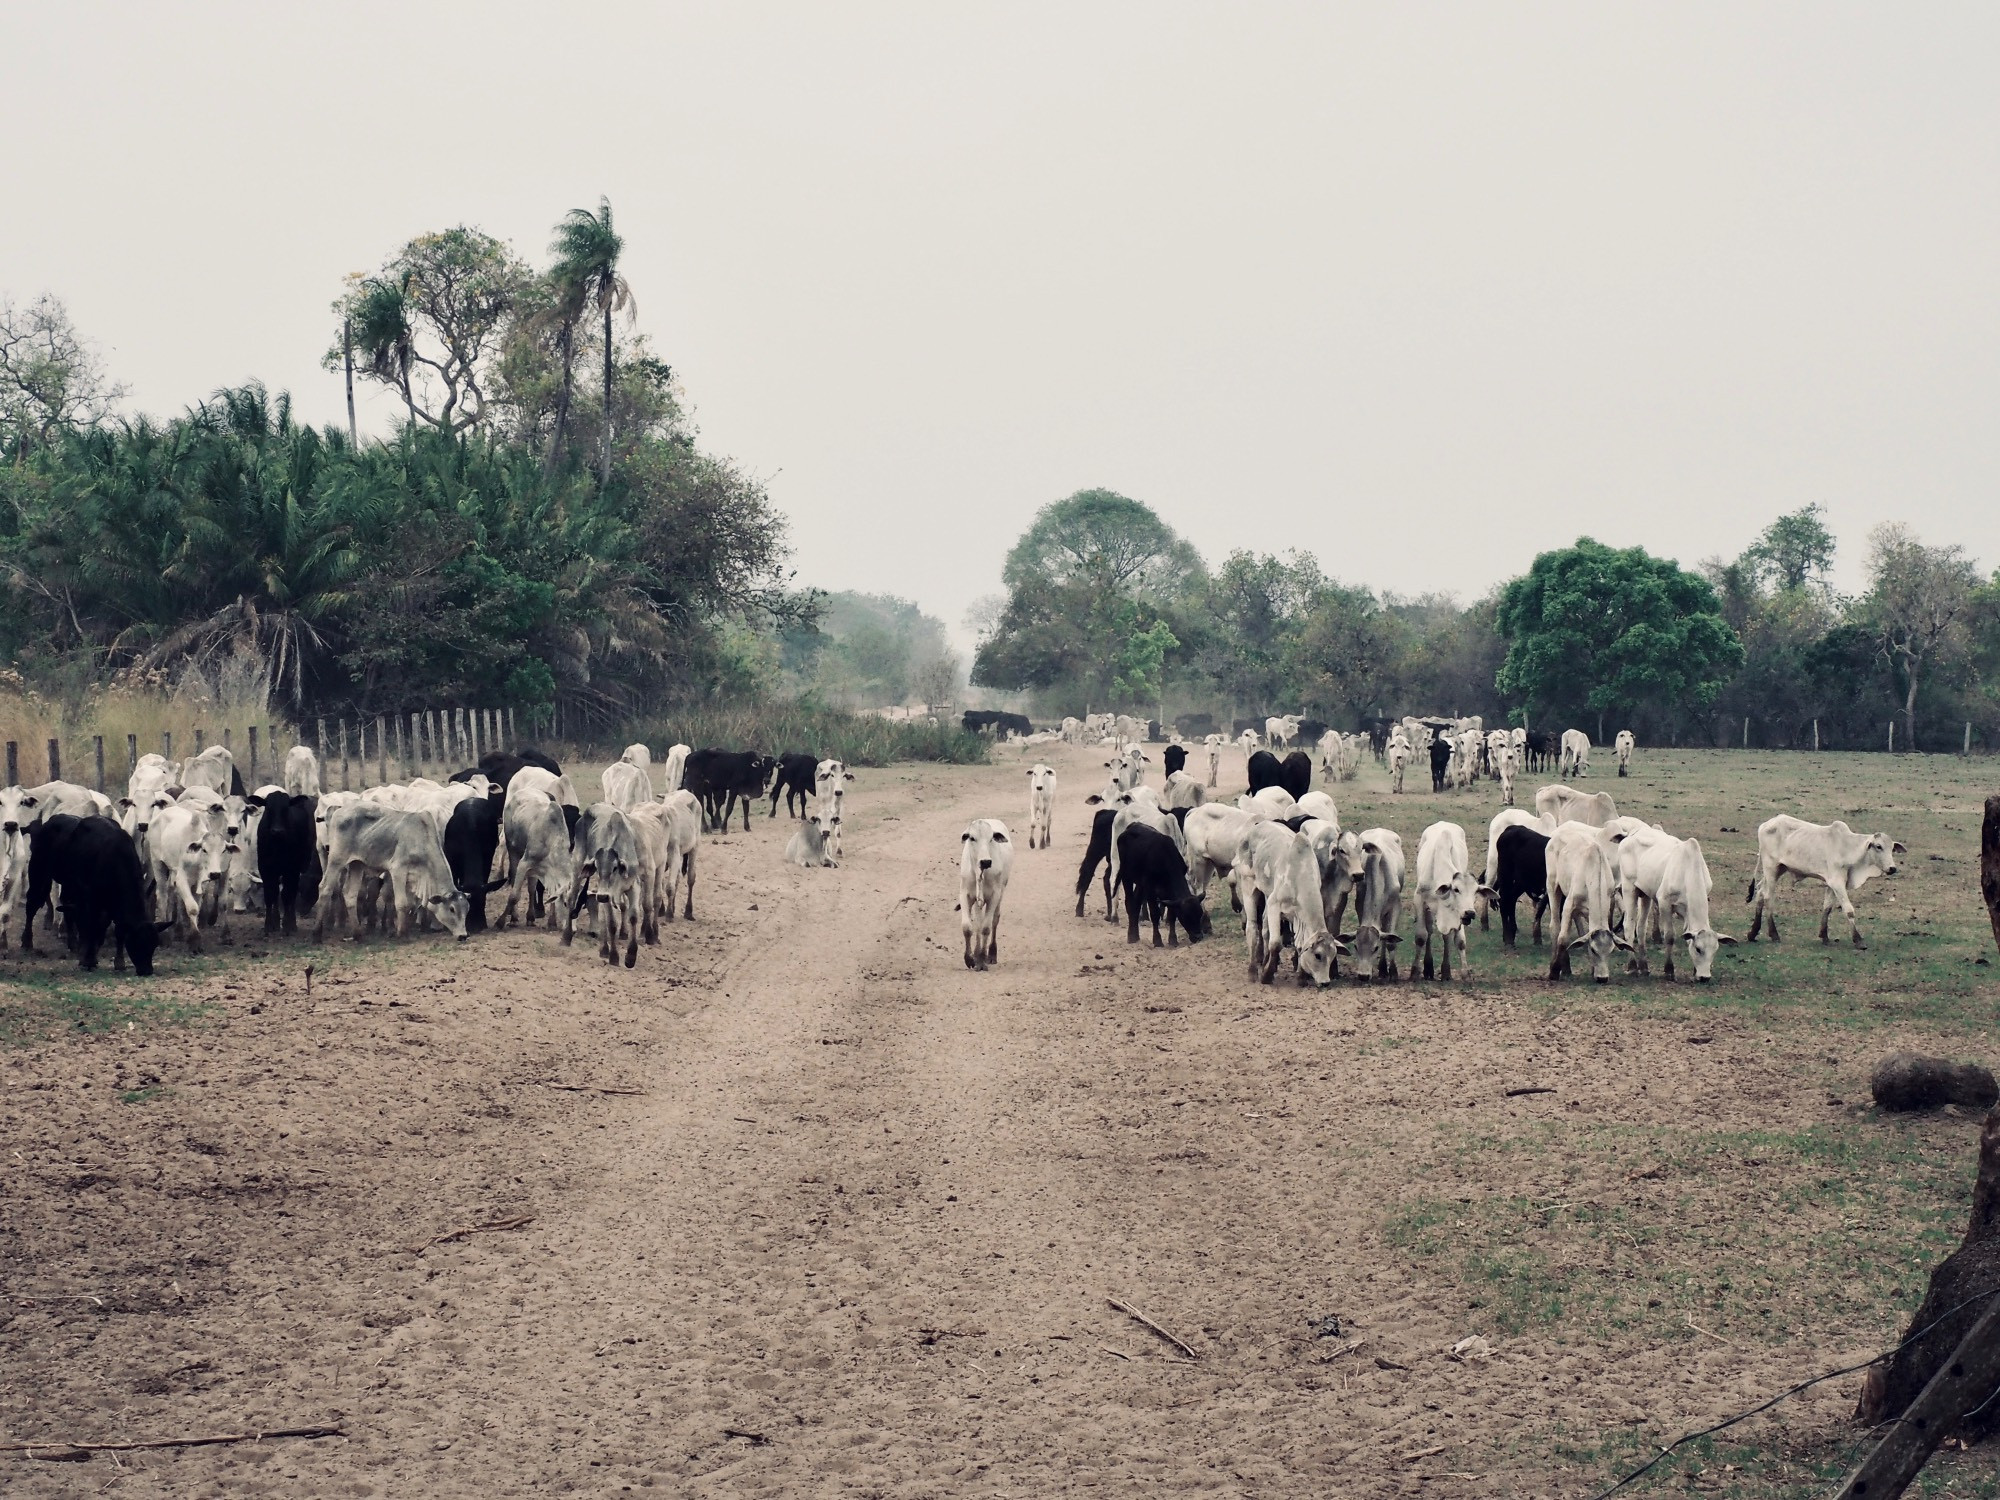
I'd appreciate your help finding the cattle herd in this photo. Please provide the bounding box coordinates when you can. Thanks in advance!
[0,739,862,977]
[957,713,1907,987]
[0,714,1907,992]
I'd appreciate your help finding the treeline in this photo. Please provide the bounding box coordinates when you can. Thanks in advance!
[971,490,2000,752]
[0,205,813,729]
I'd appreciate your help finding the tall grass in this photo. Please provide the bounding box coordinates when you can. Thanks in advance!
[625,704,989,767]
[0,654,296,787]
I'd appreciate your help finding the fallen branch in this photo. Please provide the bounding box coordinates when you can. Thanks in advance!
[1505,1086,1555,1098]
[1099,1344,1132,1360]
[1403,1444,1449,1462]
[1684,1314,1738,1349]
[517,1082,647,1096]
[1108,1296,1199,1360]
[721,1428,768,1445]
[4,1425,344,1458]
[405,1214,534,1255]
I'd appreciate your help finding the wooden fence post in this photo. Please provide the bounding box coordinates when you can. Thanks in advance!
[47,737,60,782]
[1813,718,1820,752]
[394,715,406,780]
[126,733,137,781]
[223,726,232,758]
[316,717,325,767]
[1890,720,1896,754]
[248,725,259,782]
[409,712,420,778]
[5,741,15,787]
[454,707,466,764]
[93,735,104,792]
[1967,721,1974,757]
[1834,1295,2000,1499]
[193,725,204,752]
[1742,716,1749,748]
[508,706,517,746]
[162,730,172,765]
[269,724,279,762]
[376,715,388,784]
[339,720,351,791]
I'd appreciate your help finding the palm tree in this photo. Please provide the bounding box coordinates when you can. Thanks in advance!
[550,197,634,486]
[350,276,418,430]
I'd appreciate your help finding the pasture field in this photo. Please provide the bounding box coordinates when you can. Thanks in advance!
[2,739,1997,1497]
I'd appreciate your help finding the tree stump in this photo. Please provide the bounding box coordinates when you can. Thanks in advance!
[1872,1052,1999,1112]
[1858,1103,2000,1437]
[1983,796,2000,957]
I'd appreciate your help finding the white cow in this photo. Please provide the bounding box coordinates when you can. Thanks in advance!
[630,792,700,923]
[1181,803,1272,915]
[147,802,231,951]
[498,787,577,931]
[1026,763,1056,849]
[1388,737,1411,795]
[1236,728,1261,754]
[601,759,654,809]
[1559,728,1591,780]
[1614,730,1635,777]
[1342,828,1406,980]
[1239,786,1297,817]
[958,818,1015,971]
[1746,815,1904,948]
[658,743,692,793]
[1295,790,1338,827]
[1204,733,1226,788]
[318,803,471,942]
[1536,784,1617,828]
[0,825,30,950]
[1234,820,1340,986]
[620,743,652,769]
[1617,830,1734,981]
[1265,715,1304,749]
[284,745,322,797]
[1413,821,1479,980]
[784,809,839,868]
[816,758,855,860]
[1545,822,1632,982]
[1162,769,1206,811]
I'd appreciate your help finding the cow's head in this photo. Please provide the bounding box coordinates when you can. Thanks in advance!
[1682,926,1737,981]
[1339,925,1397,980]
[431,886,473,940]
[1582,924,1633,982]
[1867,835,1905,877]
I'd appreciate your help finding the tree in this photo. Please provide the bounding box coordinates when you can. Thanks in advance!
[916,651,961,713]
[0,294,125,452]
[1866,523,1979,750]
[551,197,634,486]
[1112,618,1177,707]
[1001,489,1203,599]
[1745,503,1837,593]
[1496,538,1742,734]
[329,228,527,433]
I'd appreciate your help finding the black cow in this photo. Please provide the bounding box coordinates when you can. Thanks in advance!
[1429,738,1452,793]
[1360,717,1395,760]
[1524,731,1558,773]
[1246,750,1284,794]
[769,752,820,819]
[1162,744,1188,779]
[1296,718,1328,745]
[444,797,503,933]
[684,749,776,832]
[1279,750,1312,799]
[24,815,167,974]
[1493,824,1551,949]
[453,748,562,793]
[1116,824,1206,947]
[963,710,1033,738]
[251,790,322,936]
[1177,713,1217,739]
[1075,808,1119,919]
[1233,718,1263,736]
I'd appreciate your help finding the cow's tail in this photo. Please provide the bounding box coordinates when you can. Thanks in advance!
[1745,876,1758,904]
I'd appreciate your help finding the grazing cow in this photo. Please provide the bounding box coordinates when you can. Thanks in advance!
[659,743,691,792]
[1026,764,1057,848]
[784,810,839,868]
[1296,817,1364,958]
[1265,714,1304,749]
[23,815,168,974]
[566,803,643,966]
[769,752,821,819]
[1342,828,1406,980]
[958,818,1014,970]
[1085,785,1188,915]
[1535,784,1618,828]
[1478,808,1552,928]
[146,802,232,951]
[1487,823,1552,949]
[1316,730,1344,781]
[1116,824,1206,947]
[1413,821,1479,980]
[602,758,655,810]
[1181,803,1272,919]
[1617,830,1733,980]
[1278,750,1312,800]
[461,749,562,796]
[499,787,578,931]
[1429,737,1452,794]
[1746,815,1904,947]
[442,796,503,933]
[1614,729,1635,777]
[1246,749,1284,795]
[245,788,318,936]
[1545,823,1631,981]
[1239,786,1298,818]
[1559,728,1591,779]
[319,804,472,942]
[284,745,322,797]
[1234,820,1340,986]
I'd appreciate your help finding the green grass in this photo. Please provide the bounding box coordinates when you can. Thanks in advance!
[0,973,210,1047]
[625,703,992,767]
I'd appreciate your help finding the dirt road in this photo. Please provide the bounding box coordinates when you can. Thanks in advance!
[3,742,1978,1495]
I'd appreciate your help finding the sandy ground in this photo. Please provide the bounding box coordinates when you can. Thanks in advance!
[4,739,1999,1497]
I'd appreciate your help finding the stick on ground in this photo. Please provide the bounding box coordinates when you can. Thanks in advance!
[1107,1296,1199,1359]
[405,1214,533,1255]
[1505,1086,1556,1097]
[3,1426,344,1458]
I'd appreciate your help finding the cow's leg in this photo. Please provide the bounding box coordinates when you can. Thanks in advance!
[1125,878,1142,944]
[1150,900,1165,948]
[176,872,204,953]
[1819,886,1835,944]
[1841,884,1865,948]
[1662,910,1678,980]
[988,899,1002,965]
[1420,918,1435,980]
[682,852,697,920]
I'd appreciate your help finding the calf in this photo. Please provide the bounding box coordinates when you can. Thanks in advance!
[1489,823,1551,948]
[1746,815,1903,948]
[958,819,1014,970]
[1204,733,1225,788]
[442,795,502,933]
[566,803,642,966]
[1545,823,1631,981]
[769,752,820,819]
[1026,763,1056,849]
[784,811,839,867]
[253,790,323,935]
[1478,808,1551,928]
[24,815,168,974]
[815,759,855,859]
[1116,823,1206,947]
[1234,820,1339,985]
[1614,729,1635,777]
[1388,737,1411,794]
[1413,821,1478,980]
[1341,828,1406,980]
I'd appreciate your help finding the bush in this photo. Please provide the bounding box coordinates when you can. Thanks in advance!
[626,704,989,767]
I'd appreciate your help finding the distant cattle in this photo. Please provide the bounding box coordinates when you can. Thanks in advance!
[963,710,1033,739]
[1614,729,1636,777]
[1278,750,1312,800]
[1026,764,1056,849]
[1246,750,1284,795]
[769,752,821,819]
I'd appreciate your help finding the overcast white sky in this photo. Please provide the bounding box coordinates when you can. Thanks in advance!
[3,4,1994,651]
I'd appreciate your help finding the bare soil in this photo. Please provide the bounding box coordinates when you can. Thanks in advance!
[4,741,1999,1497]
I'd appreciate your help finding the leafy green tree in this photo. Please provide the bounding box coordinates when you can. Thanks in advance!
[1113,618,1178,706]
[551,197,634,485]
[1864,522,1979,749]
[1001,488,1203,599]
[1746,503,1837,593]
[1495,538,1742,735]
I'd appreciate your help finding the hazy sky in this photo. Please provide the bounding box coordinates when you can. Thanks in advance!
[3,4,1994,651]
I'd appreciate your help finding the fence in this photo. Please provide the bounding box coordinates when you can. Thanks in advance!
[3,706,530,793]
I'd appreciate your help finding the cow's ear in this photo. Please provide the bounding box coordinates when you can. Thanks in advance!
[1892,841,1908,855]
[1715,933,1738,945]
[961,831,973,841]
[153,919,175,934]
[19,796,35,807]
[1382,933,1402,947]
[991,831,1008,841]
[188,841,204,852]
